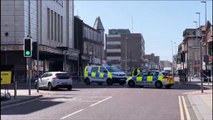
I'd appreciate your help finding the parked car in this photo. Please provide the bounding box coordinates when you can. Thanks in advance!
[35,71,72,91]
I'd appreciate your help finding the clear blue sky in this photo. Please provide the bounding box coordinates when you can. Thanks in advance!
[74,0,212,62]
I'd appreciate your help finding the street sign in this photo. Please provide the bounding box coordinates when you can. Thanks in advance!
[1,71,12,84]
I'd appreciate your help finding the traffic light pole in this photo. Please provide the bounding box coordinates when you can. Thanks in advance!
[27,57,31,95]
[27,0,31,95]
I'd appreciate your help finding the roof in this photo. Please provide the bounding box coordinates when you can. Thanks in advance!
[93,16,104,30]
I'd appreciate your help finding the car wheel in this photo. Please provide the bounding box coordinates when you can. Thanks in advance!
[128,80,135,88]
[165,85,172,89]
[48,83,53,91]
[67,85,72,91]
[119,81,126,85]
[85,78,90,85]
[155,81,163,88]
[107,79,113,85]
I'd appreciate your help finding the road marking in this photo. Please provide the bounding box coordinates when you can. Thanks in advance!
[181,96,191,120]
[178,96,185,120]
[89,96,112,107]
[60,109,84,120]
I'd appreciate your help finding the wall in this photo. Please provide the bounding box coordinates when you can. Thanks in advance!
[1,0,25,44]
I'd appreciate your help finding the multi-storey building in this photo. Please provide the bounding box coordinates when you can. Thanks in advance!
[105,29,145,69]
[177,25,211,76]
[182,28,199,75]
[1,0,79,82]
[74,16,105,75]
[105,29,130,67]
[203,21,212,72]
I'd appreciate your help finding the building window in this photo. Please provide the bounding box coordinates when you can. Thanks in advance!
[61,16,63,43]
[54,12,57,41]
[51,10,53,40]
[56,12,58,42]
[58,14,60,42]
[47,8,50,39]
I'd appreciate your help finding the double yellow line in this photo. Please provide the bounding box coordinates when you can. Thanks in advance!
[178,96,191,120]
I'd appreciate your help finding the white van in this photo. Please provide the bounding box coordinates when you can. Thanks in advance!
[84,65,127,85]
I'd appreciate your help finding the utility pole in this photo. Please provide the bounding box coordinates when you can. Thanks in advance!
[196,12,203,93]
[171,41,174,75]
[28,0,31,95]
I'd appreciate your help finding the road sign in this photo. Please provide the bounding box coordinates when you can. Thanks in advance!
[1,71,12,84]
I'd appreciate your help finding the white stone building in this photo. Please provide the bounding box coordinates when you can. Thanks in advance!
[1,0,79,82]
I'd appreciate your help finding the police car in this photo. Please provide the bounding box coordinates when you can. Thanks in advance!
[127,70,175,88]
[84,65,127,85]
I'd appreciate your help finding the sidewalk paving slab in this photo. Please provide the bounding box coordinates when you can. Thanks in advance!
[1,89,43,108]
[185,90,212,120]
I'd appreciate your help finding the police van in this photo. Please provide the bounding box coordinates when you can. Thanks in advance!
[84,65,127,85]
[127,70,175,88]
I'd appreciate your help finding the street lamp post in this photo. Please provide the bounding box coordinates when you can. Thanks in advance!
[171,41,174,75]
[196,12,204,93]
[201,0,208,71]
[201,1,207,24]
[193,21,198,28]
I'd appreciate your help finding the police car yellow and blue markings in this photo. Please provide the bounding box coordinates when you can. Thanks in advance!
[86,71,112,79]
[127,74,170,83]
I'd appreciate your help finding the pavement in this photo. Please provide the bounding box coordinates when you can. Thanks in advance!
[1,88,43,108]
[176,77,212,120]
[1,77,212,120]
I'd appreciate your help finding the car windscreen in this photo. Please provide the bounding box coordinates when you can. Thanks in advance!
[56,73,70,79]
[106,66,123,72]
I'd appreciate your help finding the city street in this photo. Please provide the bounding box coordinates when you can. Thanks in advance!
[1,1,212,120]
[1,83,208,120]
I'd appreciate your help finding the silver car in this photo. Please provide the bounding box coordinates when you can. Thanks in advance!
[35,72,72,91]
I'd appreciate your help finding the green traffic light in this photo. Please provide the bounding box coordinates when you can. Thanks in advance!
[25,51,31,56]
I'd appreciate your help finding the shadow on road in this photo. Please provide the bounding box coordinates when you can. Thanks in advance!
[1,97,65,115]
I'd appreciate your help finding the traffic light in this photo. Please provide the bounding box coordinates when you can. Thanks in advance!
[24,38,32,57]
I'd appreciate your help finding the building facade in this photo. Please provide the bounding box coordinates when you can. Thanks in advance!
[74,16,105,75]
[177,23,212,77]
[1,0,79,82]
[105,29,145,69]
[144,53,160,69]
[203,21,212,72]
[182,28,200,76]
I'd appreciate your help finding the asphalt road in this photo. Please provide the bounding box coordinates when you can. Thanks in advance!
[1,83,207,120]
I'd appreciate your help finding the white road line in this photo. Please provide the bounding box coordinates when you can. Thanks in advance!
[181,96,191,120]
[60,109,84,120]
[89,96,112,107]
[178,96,184,120]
